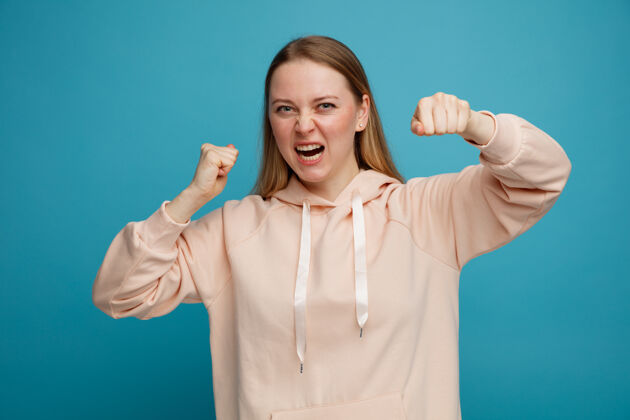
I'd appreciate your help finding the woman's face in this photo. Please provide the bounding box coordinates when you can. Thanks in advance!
[268,59,369,187]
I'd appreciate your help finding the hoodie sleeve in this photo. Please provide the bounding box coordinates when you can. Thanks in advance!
[390,110,572,271]
[92,200,231,319]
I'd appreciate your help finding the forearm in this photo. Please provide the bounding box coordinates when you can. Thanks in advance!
[461,110,496,146]
[165,187,209,224]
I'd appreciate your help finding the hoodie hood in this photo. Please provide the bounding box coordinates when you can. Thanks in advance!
[272,168,400,208]
[271,169,401,373]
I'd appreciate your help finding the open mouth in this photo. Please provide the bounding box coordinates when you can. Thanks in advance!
[295,144,325,161]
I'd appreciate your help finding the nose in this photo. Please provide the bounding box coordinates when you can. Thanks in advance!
[295,113,315,134]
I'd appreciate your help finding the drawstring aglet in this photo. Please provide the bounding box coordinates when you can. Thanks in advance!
[300,362,303,374]
[360,327,363,338]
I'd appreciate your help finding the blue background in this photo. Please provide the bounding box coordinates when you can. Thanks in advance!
[1,0,628,418]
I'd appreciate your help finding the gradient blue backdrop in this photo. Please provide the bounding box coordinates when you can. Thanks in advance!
[1,0,628,419]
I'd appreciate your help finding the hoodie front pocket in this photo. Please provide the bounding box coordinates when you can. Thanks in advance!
[270,392,406,420]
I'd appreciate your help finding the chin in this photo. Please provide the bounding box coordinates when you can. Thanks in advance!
[293,165,330,184]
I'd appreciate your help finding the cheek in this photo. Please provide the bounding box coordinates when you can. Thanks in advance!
[328,110,355,133]
[319,113,356,144]
[270,119,291,145]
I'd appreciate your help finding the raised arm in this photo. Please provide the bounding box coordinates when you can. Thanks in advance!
[92,141,239,319]
[390,93,572,271]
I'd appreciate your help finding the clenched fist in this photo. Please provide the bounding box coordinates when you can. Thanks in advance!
[188,143,240,202]
[410,91,473,137]
[410,92,495,145]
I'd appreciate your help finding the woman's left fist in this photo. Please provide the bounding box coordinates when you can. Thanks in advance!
[411,92,472,136]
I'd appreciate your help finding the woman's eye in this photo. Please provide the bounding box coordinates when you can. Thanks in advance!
[276,105,292,112]
[275,103,335,113]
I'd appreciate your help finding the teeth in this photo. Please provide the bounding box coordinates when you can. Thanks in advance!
[299,150,324,161]
[296,144,323,151]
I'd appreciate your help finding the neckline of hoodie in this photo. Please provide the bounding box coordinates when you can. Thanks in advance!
[272,199,354,214]
[272,169,401,207]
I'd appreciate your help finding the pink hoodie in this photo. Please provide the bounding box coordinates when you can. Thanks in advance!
[93,110,571,419]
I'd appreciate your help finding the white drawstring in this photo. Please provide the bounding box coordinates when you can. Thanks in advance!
[293,193,368,373]
[351,191,368,338]
[294,199,310,374]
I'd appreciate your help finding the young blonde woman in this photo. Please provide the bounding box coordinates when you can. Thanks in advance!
[93,35,572,419]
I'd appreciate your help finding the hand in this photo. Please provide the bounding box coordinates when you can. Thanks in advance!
[188,143,239,202]
[410,92,473,137]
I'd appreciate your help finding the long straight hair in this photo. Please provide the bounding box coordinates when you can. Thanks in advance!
[250,35,405,198]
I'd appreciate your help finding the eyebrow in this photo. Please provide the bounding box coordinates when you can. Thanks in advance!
[271,95,339,105]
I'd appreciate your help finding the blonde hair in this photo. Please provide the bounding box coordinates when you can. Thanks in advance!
[251,35,405,198]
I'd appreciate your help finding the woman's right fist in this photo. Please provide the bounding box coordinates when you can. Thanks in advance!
[188,143,239,202]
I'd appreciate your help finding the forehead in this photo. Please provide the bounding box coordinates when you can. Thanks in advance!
[269,59,352,100]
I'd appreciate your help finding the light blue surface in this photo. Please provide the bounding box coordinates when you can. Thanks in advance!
[1,0,628,418]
